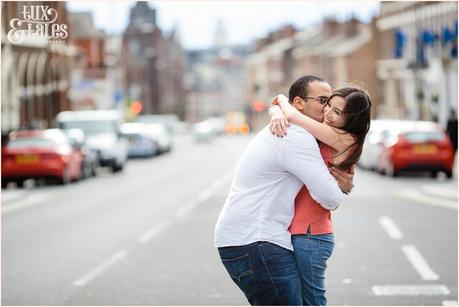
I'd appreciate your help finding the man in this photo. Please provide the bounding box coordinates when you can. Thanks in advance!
[215,75,352,305]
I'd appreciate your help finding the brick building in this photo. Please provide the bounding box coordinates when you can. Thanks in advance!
[121,2,187,119]
[245,19,380,130]
[68,12,124,111]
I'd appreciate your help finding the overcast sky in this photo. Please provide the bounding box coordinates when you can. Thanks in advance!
[67,0,380,50]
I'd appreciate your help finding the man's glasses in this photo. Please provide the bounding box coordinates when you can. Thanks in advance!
[303,96,329,105]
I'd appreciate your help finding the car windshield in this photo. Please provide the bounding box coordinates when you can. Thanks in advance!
[403,131,444,142]
[7,137,58,148]
[123,133,142,141]
[60,120,116,136]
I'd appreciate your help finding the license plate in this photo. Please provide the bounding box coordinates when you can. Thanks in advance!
[15,155,40,163]
[412,144,437,154]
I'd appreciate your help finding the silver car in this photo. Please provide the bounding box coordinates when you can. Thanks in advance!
[121,123,159,158]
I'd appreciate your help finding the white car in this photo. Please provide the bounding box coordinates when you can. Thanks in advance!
[56,110,129,172]
[144,123,172,154]
[193,121,216,142]
[359,119,400,170]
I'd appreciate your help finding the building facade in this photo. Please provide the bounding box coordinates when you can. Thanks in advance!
[186,44,251,123]
[121,2,187,120]
[375,1,458,127]
[68,12,125,112]
[245,19,380,130]
[1,1,76,134]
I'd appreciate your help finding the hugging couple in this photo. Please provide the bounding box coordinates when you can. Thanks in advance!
[215,75,372,305]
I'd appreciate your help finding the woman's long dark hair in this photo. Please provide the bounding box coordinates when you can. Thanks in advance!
[329,87,372,171]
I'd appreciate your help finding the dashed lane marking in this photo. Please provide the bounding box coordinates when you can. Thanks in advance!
[138,220,172,243]
[402,245,439,281]
[2,193,55,215]
[379,216,403,240]
[197,188,213,202]
[442,300,458,305]
[372,285,449,296]
[394,189,457,210]
[73,249,129,287]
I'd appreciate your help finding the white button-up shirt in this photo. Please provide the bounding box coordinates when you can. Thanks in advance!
[215,124,342,251]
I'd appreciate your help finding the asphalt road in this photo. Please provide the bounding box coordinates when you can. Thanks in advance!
[2,133,457,305]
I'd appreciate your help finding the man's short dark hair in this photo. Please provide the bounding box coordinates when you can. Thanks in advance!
[288,75,325,103]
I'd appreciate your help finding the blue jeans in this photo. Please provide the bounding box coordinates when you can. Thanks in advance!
[218,241,302,306]
[292,231,335,306]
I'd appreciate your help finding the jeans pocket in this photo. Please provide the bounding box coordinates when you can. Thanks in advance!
[318,240,334,262]
[221,253,257,297]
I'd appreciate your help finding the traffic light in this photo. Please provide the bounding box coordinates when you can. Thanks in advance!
[252,100,266,113]
[130,101,143,115]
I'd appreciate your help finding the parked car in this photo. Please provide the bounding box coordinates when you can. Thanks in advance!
[137,114,179,134]
[192,121,216,142]
[57,110,128,173]
[2,129,83,187]
[204,117,226,135]
[144,123,172,154]
[66,129,99,179]
[121,123,159,158]
[359,119,397,170]
[376,121,454,178]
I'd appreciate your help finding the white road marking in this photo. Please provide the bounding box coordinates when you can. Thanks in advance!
[442,300,458,305]
[394,189,457,210]
[402,245,439,281]
[341,278,352,284]
[378,216,403,240]
[176,170,234,218]
[73,250,128,287]
[138,220,171,243]
[197,188,213,202]
[211,179,225,191]
[175,200,198,219]
[372,285,449,296]
[2,193,55,215]
[420,185,457,201]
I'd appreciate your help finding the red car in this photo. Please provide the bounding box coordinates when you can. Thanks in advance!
[377,121,454,178]
[2,129,83,188]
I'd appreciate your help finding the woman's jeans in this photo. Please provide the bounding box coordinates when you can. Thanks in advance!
[218,241,302,306]
[292,231,335,306]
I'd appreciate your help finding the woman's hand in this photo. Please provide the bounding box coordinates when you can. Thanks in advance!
[275,94,302,124]
[269,104,289,137]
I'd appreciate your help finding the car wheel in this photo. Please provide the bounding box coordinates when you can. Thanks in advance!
[445,170,453,179]
[82,163,90,179]
[58,168,71,185]
[385,160,398,177]
[430,171,439,178]
[2,181,8,189]
[91,163,98,177]
[111,163,124,173]
[16,180,25,188]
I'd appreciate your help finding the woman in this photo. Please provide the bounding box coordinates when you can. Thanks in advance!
[269,87,372,305]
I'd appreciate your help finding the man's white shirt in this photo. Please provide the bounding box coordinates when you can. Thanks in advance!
[214,124,342,251]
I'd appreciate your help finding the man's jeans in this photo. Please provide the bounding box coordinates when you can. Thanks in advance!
[218,241,302,306]
[292,231,335,306]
